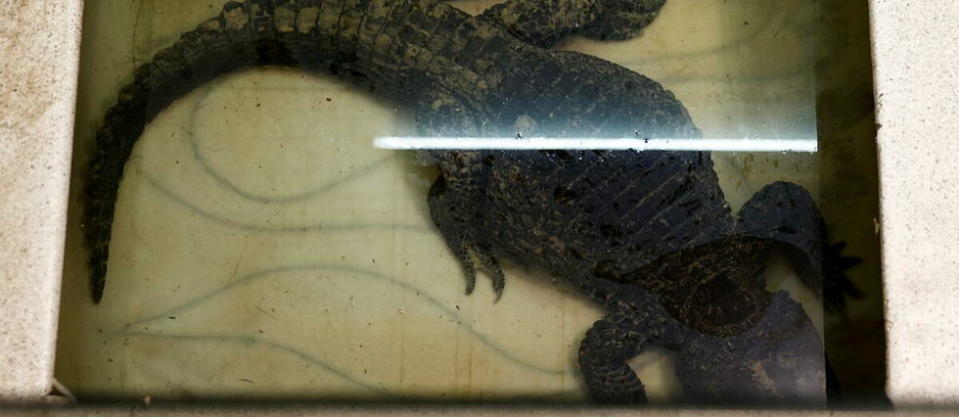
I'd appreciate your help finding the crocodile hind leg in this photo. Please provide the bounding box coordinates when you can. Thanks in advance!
[428,173,506,298]
[417,92,507,299]
[578,291,688,403]
[581,284,825,403]
[579,310,653,403]
[736,181,862,312]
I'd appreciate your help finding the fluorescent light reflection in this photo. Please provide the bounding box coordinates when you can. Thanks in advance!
[373,137,818,152]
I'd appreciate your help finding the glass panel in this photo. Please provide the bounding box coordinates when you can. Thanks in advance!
[57,0,885,407]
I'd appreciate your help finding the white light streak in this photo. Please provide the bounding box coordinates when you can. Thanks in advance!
[373,137,818,152]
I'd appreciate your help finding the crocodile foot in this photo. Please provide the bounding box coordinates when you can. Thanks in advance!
[428,175,507,300]
[821,241,863,312]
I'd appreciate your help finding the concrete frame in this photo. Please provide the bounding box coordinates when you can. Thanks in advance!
[1,0,957,410]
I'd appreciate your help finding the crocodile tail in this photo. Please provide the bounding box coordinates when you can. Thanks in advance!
[83,0,337,302]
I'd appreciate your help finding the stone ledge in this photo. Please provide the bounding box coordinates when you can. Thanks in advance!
[0,0,83,400]
[870,0,959,407]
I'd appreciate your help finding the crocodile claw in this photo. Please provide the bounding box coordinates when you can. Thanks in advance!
[428,175,507,302]
[453,242,506,301]
[822,241,863,313]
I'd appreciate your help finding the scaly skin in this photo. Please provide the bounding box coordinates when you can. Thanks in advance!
[470,0,667,47]
[84,0,858,403]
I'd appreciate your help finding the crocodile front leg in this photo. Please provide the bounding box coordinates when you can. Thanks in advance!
[736,181,862,312]
[417,91,507,299]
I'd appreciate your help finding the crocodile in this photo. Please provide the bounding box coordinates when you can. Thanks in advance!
[83,0,859,403]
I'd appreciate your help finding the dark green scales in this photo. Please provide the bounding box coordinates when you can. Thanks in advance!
[83,0,858,403]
